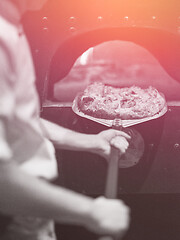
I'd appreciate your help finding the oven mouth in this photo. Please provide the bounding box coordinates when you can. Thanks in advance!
[42,26,180,106]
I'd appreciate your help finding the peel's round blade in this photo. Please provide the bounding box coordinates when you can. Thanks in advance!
[72,95,168,128]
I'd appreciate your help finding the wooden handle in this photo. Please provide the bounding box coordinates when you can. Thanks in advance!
[105,147,120,199]
[98,149,120,240]
[99,236,116,240]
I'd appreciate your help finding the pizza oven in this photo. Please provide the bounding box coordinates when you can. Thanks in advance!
[23,1,180,239]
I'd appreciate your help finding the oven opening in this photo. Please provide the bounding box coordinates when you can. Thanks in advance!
[41,33,180,195]
[49,40,180,104]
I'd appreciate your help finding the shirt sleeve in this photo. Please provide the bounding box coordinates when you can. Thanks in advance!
[0,42,16,162]
[0,121,13,161]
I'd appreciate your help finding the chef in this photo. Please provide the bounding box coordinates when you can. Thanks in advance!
[0,0,130,239]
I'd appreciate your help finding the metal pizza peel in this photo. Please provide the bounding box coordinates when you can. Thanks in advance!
[72,94,167,128]
[72,95,167,240]
[72,93,167,168]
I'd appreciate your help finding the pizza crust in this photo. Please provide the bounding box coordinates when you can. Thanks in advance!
[77,82,166,120]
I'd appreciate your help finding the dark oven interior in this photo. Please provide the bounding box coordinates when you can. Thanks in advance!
[40,26,180,196]
[22,1,180,239]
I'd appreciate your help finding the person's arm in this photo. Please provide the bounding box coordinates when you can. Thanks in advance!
[0,160,130,237]
[0,41,130,238]
[0,160,92,224]
[39,118,130,160]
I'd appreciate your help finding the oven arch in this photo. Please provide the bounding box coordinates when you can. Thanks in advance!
[46,26,180,101]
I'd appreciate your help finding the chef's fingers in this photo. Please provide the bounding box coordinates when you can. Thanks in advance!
[110,136,129,153]
[113,130,131,140]
[111,136,129,148]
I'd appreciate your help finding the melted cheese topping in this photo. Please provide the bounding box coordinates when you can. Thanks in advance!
[79,82,166,119]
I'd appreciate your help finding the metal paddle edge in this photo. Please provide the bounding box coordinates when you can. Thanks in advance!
[72,95,168,128]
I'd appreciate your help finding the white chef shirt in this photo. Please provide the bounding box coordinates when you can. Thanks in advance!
[0,1,58,180]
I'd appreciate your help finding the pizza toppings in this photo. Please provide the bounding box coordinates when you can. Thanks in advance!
[76,82,166,120]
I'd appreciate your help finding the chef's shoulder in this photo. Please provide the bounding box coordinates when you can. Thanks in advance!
[0,15,20,62]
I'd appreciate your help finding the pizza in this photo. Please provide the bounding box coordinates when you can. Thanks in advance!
[76,82,166,120]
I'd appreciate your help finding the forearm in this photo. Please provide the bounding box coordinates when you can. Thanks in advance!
[0,162,92,225]
[40,118,100,153]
